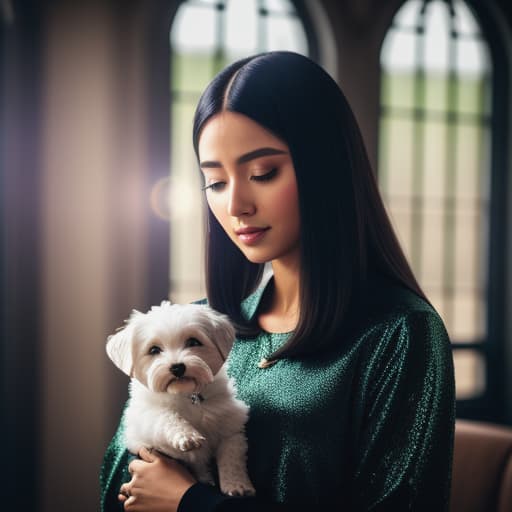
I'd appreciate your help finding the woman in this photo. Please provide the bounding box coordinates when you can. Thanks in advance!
[101,51,455,511]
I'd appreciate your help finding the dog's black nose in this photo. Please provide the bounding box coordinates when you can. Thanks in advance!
[170,363,186,378]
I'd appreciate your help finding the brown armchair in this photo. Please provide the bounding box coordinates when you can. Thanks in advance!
[450,419,512,512]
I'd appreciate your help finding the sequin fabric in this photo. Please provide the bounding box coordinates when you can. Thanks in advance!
[100,279,455,510]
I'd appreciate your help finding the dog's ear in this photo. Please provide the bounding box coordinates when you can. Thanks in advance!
[106,327,133,376]
[204,309,236,361]
[106,310,142,376]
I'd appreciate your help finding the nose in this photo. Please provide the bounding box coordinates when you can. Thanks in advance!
[170,363,186,378]
[227,181,255,217]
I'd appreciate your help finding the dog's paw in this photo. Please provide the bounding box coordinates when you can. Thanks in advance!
[197,472,216,487]
[172,431,206,452]
[221,479,256,497]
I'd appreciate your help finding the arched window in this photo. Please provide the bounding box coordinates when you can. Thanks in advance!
[167,0,310,303]
[379,0,500,413]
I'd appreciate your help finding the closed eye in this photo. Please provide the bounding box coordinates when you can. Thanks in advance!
[201,181,225,192]
[148,345,162,356]
[251,168,278,182]
[185,338,203,348]
[202,168,278,192]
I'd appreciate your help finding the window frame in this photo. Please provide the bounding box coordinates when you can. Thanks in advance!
[379,0,510,423]
[460,0,510,423]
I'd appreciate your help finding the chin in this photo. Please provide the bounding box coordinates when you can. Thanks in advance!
[244,254,270,264]
[166,377,198,394]
[237,247,273,264]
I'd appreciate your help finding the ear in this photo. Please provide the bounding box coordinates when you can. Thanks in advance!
[106,310,142,376]
[204,309,236,361]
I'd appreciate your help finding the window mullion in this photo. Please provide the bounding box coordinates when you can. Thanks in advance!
[411,5,429,283]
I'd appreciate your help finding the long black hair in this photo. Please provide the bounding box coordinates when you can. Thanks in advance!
[192,51,426,359]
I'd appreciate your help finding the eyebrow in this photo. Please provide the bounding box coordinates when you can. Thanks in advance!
[200,147,287,169]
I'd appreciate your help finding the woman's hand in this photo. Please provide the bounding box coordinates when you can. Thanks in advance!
[118,447,197,512]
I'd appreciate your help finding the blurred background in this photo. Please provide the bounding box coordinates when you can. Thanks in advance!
[2,0,512,510]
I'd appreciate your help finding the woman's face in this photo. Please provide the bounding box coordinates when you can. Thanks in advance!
[198,111,300,266]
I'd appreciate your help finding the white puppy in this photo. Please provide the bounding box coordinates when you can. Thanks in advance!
[106,301,255,496]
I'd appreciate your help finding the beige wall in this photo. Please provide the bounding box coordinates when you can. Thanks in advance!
[40,2,149,510]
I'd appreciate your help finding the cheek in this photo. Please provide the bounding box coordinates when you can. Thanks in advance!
[197,346,225,375]
[210,353,225,375]
[206,195,228,224]
[269,182,300,219]
[133,359,151,386]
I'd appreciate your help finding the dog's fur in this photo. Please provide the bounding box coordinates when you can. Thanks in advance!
[106,301,255,496]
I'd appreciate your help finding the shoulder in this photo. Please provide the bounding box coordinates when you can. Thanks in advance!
[349,283,454,406]
[353,277,451,361]
[361,275,444,330]
[363,307,451,367]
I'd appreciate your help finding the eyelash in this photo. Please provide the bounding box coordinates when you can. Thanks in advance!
[201,181,225,192]
[253,167,278,182]
[202,168,278,192]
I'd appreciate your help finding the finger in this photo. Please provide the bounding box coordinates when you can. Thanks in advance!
[138,446,156,462]
[129,458,147,475]
[118,485,131,502]
[124,495,136,508]
[128,458,145,474]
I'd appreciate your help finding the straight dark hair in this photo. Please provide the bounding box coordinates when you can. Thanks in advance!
[192,51,426,359]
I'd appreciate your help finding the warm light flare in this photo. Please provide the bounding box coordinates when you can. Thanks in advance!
[149,176,197,221]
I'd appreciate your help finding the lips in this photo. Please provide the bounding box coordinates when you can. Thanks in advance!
[234,226,270,245]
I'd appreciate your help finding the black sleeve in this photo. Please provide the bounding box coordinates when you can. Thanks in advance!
[178,483,296,512]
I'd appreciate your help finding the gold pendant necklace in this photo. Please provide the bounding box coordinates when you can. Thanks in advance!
[257,331,280,369]
[257,357,277,369]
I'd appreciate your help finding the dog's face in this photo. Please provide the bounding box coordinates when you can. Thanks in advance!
[106,302,235,395]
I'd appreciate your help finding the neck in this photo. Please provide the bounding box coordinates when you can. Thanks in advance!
[258,259,300,333]
[271,259,300,315]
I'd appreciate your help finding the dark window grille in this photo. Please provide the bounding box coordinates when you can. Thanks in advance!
[379,0,493,403]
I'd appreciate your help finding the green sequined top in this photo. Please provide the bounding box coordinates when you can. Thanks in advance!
[100,277,455,511]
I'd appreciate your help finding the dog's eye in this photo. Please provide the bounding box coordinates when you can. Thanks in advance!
[185,338,202,348]
[148,346,162,355]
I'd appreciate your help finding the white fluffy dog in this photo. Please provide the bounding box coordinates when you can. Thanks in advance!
[106,301,255,496]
